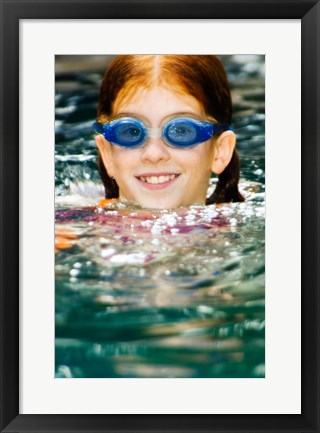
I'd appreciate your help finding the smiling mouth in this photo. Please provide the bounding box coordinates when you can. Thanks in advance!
[135,173,180,190]
[138,174,179,184]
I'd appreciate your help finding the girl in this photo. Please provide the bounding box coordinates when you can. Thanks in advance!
[94,55,244,209]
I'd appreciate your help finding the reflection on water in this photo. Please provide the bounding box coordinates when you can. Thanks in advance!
[55,55,265,378]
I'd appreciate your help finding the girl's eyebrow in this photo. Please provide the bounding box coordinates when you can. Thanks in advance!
[112,111,204,122]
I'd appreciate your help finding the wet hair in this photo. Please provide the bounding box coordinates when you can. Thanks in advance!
[96,55,244,204]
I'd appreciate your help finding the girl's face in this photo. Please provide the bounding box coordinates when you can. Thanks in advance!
[97,85,219,209]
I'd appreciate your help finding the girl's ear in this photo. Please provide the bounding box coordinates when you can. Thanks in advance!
[95,135,115,178]
[211,131,236,174]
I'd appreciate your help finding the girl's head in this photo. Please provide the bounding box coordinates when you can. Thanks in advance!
[95,55,244,209]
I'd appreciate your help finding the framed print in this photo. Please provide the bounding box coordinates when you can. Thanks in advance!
[0,0,319,432]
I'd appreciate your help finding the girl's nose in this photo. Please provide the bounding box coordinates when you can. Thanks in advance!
[140,137,171,164]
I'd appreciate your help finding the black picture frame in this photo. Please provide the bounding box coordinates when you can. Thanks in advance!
[0,1,319,432]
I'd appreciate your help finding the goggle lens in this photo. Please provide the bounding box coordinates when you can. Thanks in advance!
[113,120,145,147]
[165,119,199,147]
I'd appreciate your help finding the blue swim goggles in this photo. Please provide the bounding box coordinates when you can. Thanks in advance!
[93,116,232,149]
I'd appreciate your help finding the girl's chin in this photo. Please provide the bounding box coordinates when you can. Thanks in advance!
[119,192,206,210]
[134,197,183,210]
[139,201,180,210]
[134,198,205,210]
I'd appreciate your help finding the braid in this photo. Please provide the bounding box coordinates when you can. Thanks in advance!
[97,152,119,199]
[206,150,244,204]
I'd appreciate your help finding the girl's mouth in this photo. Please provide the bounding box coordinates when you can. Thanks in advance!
[135,173,180,190]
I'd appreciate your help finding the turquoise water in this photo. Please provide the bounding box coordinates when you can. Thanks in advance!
[55,55,265,378]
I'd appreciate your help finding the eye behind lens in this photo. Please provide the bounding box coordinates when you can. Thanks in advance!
[164,119,199,147]
[112,119,146,147]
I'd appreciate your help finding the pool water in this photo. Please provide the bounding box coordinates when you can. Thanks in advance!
[55,55,265,378]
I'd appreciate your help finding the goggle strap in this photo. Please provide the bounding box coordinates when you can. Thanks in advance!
[93,122,116,143]
[92,122,105,135]
[103,124,114,142]
[211,124,233,135]
[197,123,233,142]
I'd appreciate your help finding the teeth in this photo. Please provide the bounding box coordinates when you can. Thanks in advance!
[140,174,177,184]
